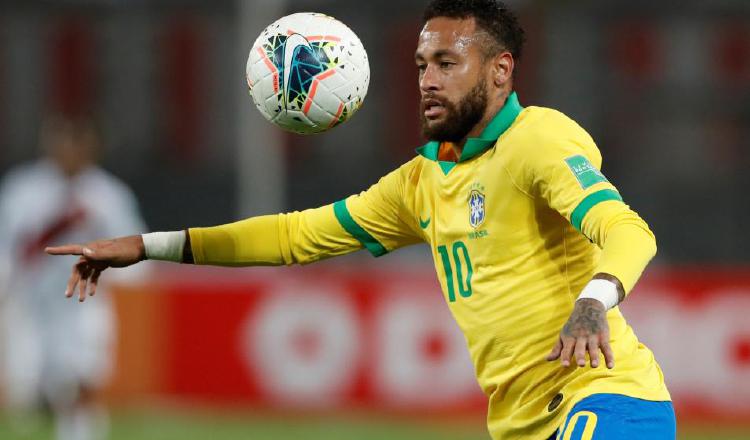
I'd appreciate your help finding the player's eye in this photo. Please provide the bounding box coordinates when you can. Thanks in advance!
[416,63,427,72]
[440,61,455,69]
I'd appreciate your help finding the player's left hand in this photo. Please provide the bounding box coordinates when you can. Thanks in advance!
[545,298,614,369]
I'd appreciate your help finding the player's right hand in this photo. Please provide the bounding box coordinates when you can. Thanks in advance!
[45,235,145,302]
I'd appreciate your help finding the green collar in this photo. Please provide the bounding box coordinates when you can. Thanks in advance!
[415,91,523,174]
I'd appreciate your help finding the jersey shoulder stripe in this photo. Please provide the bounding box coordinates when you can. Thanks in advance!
[570,189,623,231]
[333,199,388,256]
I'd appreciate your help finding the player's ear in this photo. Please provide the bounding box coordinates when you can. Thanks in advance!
[491,51,514,88]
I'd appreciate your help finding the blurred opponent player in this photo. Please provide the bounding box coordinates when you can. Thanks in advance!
[0,115,147,440]
[46,1,675,439]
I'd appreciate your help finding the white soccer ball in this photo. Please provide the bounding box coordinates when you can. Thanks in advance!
[246,12,370,134]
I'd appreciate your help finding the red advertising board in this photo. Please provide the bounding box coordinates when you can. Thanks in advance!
[109,266,750,421]
[154,268,485,409]
[622,268,750,421]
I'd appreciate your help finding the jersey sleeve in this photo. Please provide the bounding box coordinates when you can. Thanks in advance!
[524,112,622,232]
[520,109,656,294]
[582,202,657,293]
[189,206,362,266]
[332,161,423,256]
[189,161,423,266]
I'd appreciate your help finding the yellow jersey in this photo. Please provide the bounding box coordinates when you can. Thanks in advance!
[189,92,670,439]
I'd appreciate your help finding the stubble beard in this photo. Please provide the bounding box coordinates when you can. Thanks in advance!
[420,78,489,144]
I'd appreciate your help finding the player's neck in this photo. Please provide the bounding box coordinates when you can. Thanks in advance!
[455,91,510,152]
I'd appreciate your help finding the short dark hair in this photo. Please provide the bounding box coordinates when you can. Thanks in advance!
[423,0,526,62]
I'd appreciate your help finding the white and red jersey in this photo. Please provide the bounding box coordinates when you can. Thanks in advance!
[0,160,147,404]
[0,159,146,299]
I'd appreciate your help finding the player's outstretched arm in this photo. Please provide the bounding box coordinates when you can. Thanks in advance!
[44,203,370,302]
[45,180,417,302]
[45,235,149,302]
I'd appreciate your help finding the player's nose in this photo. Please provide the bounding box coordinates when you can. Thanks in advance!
[419,64,441,93]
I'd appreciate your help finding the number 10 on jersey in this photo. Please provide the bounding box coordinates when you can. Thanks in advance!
[437,241,473,302]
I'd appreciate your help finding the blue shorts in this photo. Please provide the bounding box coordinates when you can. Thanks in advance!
[549,393,676,440]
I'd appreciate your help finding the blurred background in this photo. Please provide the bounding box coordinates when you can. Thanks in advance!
[0,0,749,439]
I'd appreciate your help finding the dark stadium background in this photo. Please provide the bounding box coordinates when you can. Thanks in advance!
[0,0,748,439]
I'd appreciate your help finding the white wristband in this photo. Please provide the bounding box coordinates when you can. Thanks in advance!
[141,231,186,262]
[576,279,619,310]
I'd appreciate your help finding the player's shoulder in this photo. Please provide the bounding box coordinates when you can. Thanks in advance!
[379,155,425,184]
[367,155,429,199]
[400,153,435,189]
[505,105,600,162]
[403,154,427,176]
[511,106,594,145]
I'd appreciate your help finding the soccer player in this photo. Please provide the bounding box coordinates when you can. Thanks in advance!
[0,114,147,440]
[45,0,675,439]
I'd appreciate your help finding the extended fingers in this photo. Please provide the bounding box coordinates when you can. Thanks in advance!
[64,257,107,302]
[78,265,91,302]
[574,337,588,367]
[45,244,85,256]
[601,339,615,369]
[556,335,613,369]
[546,338,563,361]
[65,260,82,298]
[587,336,601,368]
[88,268,104,297]
[559,337,575,367]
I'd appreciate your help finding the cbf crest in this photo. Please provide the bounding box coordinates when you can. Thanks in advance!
[468,185,486,229]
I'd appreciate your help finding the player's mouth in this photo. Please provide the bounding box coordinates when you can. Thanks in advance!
[422,98,446,119]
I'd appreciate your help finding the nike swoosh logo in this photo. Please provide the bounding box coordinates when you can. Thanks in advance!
[419,216,431,229]
[283,33,312,110]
